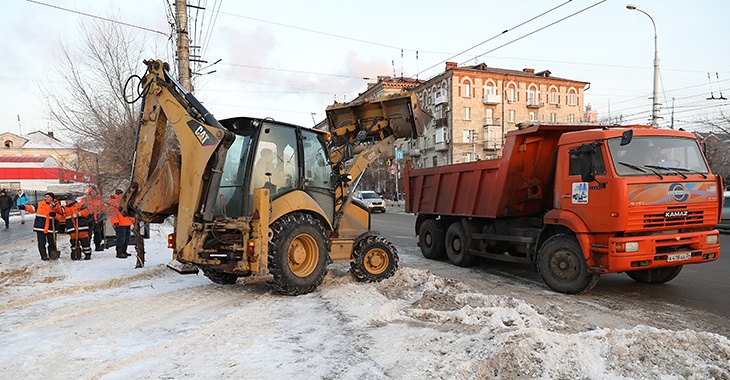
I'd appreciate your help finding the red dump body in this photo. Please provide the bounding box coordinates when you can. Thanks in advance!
[405,124,594,217]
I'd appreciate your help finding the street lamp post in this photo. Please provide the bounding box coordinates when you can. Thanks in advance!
[626,4,660,128]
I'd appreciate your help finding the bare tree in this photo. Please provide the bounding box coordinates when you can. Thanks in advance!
[43,19,156,194]
[696,110,730,185]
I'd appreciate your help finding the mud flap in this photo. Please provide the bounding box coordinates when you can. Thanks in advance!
[166,259,199,274]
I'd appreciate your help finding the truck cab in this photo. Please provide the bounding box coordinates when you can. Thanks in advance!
[552,127,720,275]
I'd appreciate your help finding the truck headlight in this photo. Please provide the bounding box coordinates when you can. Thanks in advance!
[706,235,718,245]
[617,241,639,252]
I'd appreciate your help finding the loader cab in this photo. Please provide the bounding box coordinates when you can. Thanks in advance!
[214,117,335,218]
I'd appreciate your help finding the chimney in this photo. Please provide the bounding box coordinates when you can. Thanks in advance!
[445,62,458,71]
[523,68,535,74]
[47,131,54,138]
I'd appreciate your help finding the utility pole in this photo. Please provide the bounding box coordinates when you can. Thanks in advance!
[175,0,192,91]
[17,115,22,136]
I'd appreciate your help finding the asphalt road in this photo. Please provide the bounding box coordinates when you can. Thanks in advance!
[372,206,730,322]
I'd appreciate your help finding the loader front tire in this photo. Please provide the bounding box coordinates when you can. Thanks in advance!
[268,213,329,295]
[419,219,446,260]
[536,234,599,294]
[351,235,399,282]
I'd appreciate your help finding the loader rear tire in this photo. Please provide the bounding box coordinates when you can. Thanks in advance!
[445,222,476,267]
[419,219,446,260]
[351,235,399,282]
[200,266,240,285]
[536,234,599,294]
[626,265,683,284]
[268,213,329,295]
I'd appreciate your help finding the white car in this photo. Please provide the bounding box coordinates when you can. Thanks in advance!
[353,191,386,213]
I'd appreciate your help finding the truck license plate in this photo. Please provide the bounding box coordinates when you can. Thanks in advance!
[667,253,691,262]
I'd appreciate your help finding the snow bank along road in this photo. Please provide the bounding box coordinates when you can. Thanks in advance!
[0,226,728,379]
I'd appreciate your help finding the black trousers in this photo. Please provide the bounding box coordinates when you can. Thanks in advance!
[89,218,105,249]
[36,231,57,259]
[1,208,10,227]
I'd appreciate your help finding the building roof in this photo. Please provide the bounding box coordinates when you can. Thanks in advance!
[435,62,589,85]
[21,131,73,150]
[0,156,52,163]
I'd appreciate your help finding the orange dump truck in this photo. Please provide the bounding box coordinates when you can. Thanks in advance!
[405,123,722,294]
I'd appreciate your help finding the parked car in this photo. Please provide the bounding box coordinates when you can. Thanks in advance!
[353,190,386,213]
[718,191,730,232]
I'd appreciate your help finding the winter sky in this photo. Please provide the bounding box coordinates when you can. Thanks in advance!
[1,0,729,137]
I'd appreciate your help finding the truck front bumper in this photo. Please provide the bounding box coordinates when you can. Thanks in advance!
[595,230,720,273]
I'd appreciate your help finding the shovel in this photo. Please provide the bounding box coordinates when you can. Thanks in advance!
[48,217,61,260]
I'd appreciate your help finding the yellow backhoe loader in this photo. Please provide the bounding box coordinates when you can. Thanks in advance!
[120,59,428,295]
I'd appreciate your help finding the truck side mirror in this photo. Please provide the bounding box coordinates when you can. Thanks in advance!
[620,130,633,146]
[571,144,595,183]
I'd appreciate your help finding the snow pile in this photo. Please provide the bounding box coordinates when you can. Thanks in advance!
[0,224,728,379]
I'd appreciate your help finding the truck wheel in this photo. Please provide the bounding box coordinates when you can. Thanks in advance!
[350,236,399,282]
[419,219,446,260]
[200,266,239,285]
[626,266,683,284]
[536,234,599,294]
[268,213,329,295]
[445,222,476,267]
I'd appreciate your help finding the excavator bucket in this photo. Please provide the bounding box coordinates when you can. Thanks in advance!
[326,91,430,147]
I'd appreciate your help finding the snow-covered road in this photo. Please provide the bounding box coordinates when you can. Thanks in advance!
[1,225,728,379]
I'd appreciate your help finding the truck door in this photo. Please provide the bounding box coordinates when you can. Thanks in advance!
[559,143,613,232]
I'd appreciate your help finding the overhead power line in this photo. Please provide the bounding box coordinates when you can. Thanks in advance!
[460,0,607,65]
[417,0,573,76]
[27,0,170,37]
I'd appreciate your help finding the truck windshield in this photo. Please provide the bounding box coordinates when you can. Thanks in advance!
[607,136,709,177]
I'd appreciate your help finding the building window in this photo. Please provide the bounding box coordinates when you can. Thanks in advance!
[569,93,577,106]
[527,88,539,105]
[529,111,536,121]
[507,87,516,102]
[463,83,471,98]
[464,107,471,120]
[568,114,576,123]
[463,130,476,143]
[509,110,516,123]
[550,90,558,104]
[432,156,438,167]
[434,127,448,143]
[550,112,557,123]
[485,108,494,125]
[484,85,496,96]
[4,140,12,148]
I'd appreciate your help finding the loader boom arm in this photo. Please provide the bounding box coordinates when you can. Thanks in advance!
[121,60,234,252]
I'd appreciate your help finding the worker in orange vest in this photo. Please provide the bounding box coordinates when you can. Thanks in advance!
[82,185,106,252]
[64,193,92,260]
[107,189,134,259]
[19,192,64,261]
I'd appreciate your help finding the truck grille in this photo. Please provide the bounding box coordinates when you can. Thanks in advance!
[633,209,705,229]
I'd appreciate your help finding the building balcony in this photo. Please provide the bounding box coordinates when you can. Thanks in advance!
[409,149,421,157]
[483,117,500,126]
[482,94,500,105]
[434,141,449,151]
[526,101,545,109]
[434,117,448,127]
[434,95,445,105]
[483,140,502,151]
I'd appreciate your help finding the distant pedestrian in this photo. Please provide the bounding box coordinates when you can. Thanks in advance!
[0,190,13,228]
[15,189,29,224]
[392,191,400,207]
[19,192,64,261]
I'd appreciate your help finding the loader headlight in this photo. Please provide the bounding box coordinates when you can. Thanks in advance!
[706,235,718,245]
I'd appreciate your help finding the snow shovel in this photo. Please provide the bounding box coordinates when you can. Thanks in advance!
[70,217,82,261]
[48,218,61,261]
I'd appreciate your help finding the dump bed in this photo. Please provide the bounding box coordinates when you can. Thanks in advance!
[405,124,599,218]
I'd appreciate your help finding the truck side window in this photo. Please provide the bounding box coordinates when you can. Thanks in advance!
[569,148,606,176]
